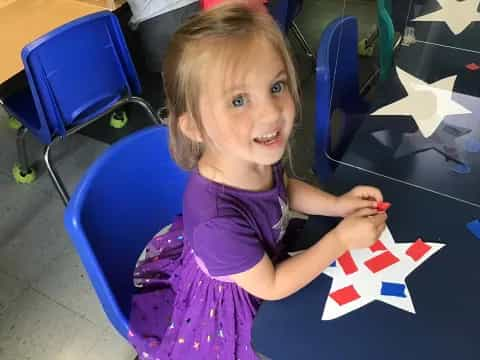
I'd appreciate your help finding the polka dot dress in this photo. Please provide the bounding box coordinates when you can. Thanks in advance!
[128,217,262,359]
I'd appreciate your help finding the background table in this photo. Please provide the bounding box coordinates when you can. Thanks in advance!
[77,0,125,10]
[330,40,480,206]
[0,0,125,85]
[252,163,480,359]
[383,0,480,52]
[405,0,480,52]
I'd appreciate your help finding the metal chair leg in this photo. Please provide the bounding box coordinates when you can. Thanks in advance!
[16,126,31,174]
[291,21,315,60]
[13,126,37,183]
[128,96,162,126]
[365,27,379,49]
[44,139,69,206]
[41,95,160,206]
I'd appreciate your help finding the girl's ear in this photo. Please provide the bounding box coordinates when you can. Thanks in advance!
[178,113,203,143]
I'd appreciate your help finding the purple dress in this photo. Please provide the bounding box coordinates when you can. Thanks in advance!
[128,163,290,359]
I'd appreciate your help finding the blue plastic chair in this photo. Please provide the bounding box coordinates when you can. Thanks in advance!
[2,11,159,203]
[64,126,188,340]
[314,16,367,183]
[269,0,315,59]
[269,0,296,33]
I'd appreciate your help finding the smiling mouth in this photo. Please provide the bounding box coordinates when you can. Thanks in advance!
[253,130,281,145]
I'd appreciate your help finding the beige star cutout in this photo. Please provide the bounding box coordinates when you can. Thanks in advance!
[412,0,480,35]
[371,67,471,138]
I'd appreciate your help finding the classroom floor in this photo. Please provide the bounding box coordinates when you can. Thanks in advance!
[0,1,377,359]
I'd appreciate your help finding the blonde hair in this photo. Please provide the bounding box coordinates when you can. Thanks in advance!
[163,3,300,170]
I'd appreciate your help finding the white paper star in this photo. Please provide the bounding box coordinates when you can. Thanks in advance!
[371,67,471,138]
[412,0,480,35]
[370,125,470,162]
[321,226,445,320]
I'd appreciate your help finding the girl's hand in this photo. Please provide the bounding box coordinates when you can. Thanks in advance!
[334,185,384,217]
[333,208,388,250]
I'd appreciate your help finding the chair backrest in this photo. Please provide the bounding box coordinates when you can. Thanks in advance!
[314,16,361,182]
[64,126,189,338]
[22,11,141,137]
[377,0,395,81]
[3,87,54,144]
[270,0,300,33]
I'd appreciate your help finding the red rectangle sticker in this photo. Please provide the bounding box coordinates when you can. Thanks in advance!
[338,251,358,275]
[406,238,432,261]
[369,240,387,252]
[329,285,361,306]
[364,251,399,273]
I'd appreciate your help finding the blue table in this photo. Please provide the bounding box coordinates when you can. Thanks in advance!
[252,163,480,359]
[405,0,480,52]
[331,40,480,206]
[383,0,480,52]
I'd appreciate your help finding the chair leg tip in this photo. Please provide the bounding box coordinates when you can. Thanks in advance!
[8,116,22,130]
[12,163,36,184]
[358,39,375,57]
[110,111,128,129]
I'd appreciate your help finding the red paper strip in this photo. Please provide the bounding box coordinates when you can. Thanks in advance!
[338,251,358,275]
[329,285,361,306]
[364,251,399,273]
[406,238,432,261]
[466,63,480,71]
[376,201,391,211]
[369,240,387,252]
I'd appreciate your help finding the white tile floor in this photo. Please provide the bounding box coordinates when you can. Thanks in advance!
[0,107,136,360]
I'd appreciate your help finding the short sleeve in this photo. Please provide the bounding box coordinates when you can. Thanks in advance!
[192,216,265,277]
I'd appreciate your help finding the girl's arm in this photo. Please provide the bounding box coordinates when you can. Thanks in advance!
[231,231,344,300]
[287,177,383,217]
[287,177,340,216]
[230,208,387,301]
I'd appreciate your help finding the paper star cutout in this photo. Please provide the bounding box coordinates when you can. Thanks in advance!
[395,131,468,163]
[370,130,433,157]
[321,226,445,320]
[412,0,480,35]
[392,131,436,158]
[371,124,470,162]
[371,67,471,138]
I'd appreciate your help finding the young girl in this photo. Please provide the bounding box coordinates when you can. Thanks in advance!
[128,4,387,359]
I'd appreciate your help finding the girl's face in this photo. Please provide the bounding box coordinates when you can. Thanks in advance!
[197,38,295,169]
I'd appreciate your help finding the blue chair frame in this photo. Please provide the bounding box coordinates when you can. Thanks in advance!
[3,11,160,204]
[64,126,188,340]
[314,16,367,183]
[269,0,315,60]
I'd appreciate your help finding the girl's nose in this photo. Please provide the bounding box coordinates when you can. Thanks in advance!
[259,97,282,123]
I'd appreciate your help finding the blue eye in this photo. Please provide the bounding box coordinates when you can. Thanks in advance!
[271,81,285,94]
[232,95,246,107]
